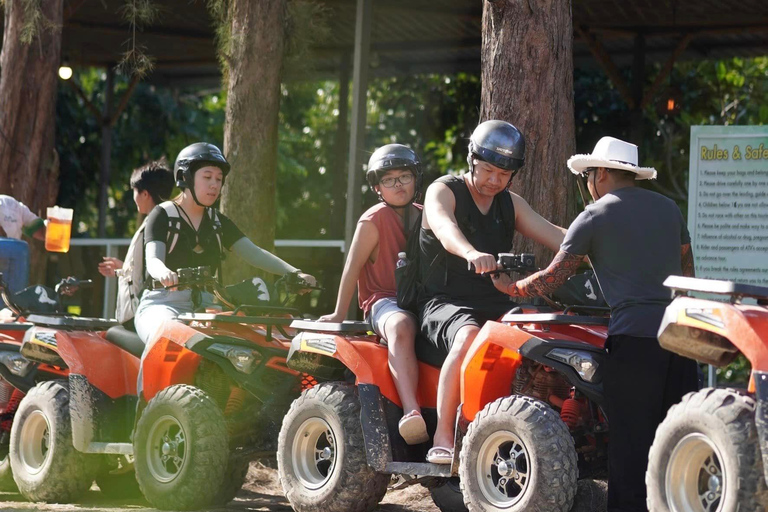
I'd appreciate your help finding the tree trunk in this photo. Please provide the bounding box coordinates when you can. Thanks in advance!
[0,0,63,284]
[480,0,577,265]
[220,0,287,284]
[0,0,62,211]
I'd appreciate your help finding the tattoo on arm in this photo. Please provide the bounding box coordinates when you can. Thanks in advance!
[513,251,583,297]
[681,244,695,278]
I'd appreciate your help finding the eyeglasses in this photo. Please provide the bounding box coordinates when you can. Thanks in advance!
[580,167,598,186]
[379,174,414,188]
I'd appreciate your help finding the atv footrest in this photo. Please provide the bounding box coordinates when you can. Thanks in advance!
[383,462,453,478]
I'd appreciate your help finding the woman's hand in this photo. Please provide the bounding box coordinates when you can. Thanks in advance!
[157,269,179,288]
[465,249,497,274]
[98,257,124,277]
[318,312,345,323]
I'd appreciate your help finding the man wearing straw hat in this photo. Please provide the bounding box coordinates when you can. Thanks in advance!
[491,136,698,512]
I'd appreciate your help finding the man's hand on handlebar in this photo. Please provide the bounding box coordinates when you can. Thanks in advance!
[465,249,497,274]
[296,272,317,295]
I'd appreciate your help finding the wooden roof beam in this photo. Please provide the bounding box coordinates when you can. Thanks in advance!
[575,25,635,109]
[639,34,693,110]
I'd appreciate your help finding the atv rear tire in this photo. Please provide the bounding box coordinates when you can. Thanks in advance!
[134,384,229,510]
[459,395,578,512]
[9,380,99,502]
[277,382,390,512]
[647,388,768,512]
[429,478,469,512]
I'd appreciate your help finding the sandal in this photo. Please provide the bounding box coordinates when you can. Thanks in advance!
[398,410,429,445]
[426,446,454,465]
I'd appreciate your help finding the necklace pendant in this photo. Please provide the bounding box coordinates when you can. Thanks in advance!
[193,244,204,254]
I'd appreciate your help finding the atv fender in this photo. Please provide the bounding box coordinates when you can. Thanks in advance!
[140,321,205,402]
[460,321,524,422]
[659,296,768,370]
[288,332,440,409]
[22,327,138,399]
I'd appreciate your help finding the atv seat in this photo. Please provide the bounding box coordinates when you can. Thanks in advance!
[290,319,372,333]
[664,276,768,301]
[105,325,145,358]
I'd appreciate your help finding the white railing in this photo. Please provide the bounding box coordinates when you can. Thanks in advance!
[70,238,345,319]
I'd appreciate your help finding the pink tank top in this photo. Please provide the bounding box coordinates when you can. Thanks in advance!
[357,202,422,314]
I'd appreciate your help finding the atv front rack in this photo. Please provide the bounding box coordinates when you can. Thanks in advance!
[178,312,297,341]
[665,276,768,303]
[501,312,609,326]
[25,314,118,331]
[290,319,372,333]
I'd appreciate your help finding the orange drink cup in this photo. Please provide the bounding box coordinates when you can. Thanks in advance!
[45,206,73,253]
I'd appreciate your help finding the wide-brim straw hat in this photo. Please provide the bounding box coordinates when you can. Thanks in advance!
[567,136,657,180]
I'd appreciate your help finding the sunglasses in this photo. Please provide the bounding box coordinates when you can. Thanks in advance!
[580,167,598,186]
[379,173,414,188]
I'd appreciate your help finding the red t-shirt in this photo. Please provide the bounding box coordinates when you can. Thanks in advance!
[357,202,422,314]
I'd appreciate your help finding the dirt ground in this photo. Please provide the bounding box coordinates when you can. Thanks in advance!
[0,462,607,512]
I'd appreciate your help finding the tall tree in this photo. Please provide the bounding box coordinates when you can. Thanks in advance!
[0,0,63,211]
[211,0,287,283]
[481,0,577,263]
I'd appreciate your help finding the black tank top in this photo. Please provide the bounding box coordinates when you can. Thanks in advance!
[419,175,516,302]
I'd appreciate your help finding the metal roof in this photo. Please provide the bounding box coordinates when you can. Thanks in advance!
[36,0,768,85]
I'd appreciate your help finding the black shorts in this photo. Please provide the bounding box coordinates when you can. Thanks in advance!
[416,296,516,367]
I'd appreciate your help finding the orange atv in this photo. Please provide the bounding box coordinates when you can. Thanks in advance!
[646,276,768,512]
[11,266,317,510]
[280,254,610,512]
[0,274,91,494]
[129,267,321,510]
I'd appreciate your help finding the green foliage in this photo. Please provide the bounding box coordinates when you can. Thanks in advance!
[117,0,159,77]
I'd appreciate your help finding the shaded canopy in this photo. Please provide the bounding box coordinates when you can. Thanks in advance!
[23,0,768,85]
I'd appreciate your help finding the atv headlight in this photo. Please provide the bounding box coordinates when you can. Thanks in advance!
[207,343,262,375]
[0,352,35,377]
[546,348,600,383]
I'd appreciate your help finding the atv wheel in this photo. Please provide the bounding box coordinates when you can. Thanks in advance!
[647,388,768,512]
[210,453,251,506]
[277,382,389,512]
[429,478,468,512]
[459,395,578,512]
[134,384,229,510]
[9,380,99,502]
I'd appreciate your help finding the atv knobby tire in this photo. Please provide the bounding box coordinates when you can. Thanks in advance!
[134,384,229,510]
[429,478,469,512]
[277,382,390,512]
[9,380,99,502]
[459,395,578,512]
[647,388,768,512]
[210,453,251,506]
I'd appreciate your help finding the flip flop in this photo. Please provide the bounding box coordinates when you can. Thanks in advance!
[398,410,429,445]
[426,446,454,465]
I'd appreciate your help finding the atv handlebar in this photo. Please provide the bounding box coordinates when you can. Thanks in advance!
[482,252,539,276]
[0,272,92,317]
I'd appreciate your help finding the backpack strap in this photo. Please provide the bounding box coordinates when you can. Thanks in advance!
[208,208,225,283]
[159,201,183,254]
